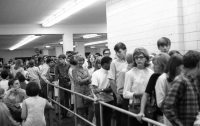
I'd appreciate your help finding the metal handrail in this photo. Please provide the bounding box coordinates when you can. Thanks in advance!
[47,82,167,126]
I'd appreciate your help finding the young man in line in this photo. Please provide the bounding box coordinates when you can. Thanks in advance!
[108,42,127,126]
[157,37,171,53]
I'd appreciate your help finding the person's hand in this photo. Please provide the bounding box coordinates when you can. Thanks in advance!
[52,81,59,87]
[93,89,102,94]
[117,95,123,105]
[136,112,145,123]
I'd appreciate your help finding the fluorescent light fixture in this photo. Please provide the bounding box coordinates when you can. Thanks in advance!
[90,46,96,48]
[46,46,51,48]
[83,34,100,39]
[10,35,40,50]
[84,40,107,46]
[59,42,63,44]
[42,0,97,27]
[73,45,76,48]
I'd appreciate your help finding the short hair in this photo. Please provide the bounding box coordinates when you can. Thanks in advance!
[103,49,110,54]
[133,47,150,67]
[58,54,66,59]
[76,55,85,62]
[8,78,18,88]
[1,70,8,79]
[15,72,23,79]
[17,74,26,82]
[14,59,22,70]
[101,56,112,66]
[46,58,53,64]
[95,53,101,56]
[152,53,170,72]
[126,53,133,64]
[114,42,126,52]
[166,54,183,82]
[157,37,171,47]
[169,50,181,57]
[69,55,77,65]
[26,82,40,96]
[28,59,35,67]
[66,51,78,57]
[183,50,200,69]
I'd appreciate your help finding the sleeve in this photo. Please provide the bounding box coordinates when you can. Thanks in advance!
[162,80,185,126]
[108,61,116,80]
[145,74,157,95]
[91,72,98,87]
[155,75,167,108]
[41,67,50,84]
[123,72,134,99]
[117,71,125,90]
[54,65,59,81]
[72,69,88,85]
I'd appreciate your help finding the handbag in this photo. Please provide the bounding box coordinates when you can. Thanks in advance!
[129,95,141,114]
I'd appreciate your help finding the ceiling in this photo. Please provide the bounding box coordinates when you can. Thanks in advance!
[0,0,107,50]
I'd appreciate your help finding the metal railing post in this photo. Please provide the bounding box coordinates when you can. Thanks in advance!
[58,82,61,123]
[74,94,78,126]
[100,103,103,126]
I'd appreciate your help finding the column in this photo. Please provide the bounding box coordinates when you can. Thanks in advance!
[55,47,63,57]
[75,42,85,58]
[43,49,49,55]
[63,33,73,54]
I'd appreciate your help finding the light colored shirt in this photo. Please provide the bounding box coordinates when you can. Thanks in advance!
[27,66,41,84]
[108,58,127,93]
[0,79,9,93]
[92,68,110,89]
[123,67,154,99]
[40,63,50,84]
[11,65,24,77]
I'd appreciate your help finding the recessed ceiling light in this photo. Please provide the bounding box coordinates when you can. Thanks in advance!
[83,34,100,39]
[90,46,96,48]
[59,42,63,44]
[46,46,51,48]
[84,40,107,46]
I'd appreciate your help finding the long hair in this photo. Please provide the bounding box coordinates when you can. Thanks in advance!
[14,59,22,70]
[152,53,170,72]
[87,54,96,69]
[165,54,183,82]
[94,58,101,72]
[0,102,19,126]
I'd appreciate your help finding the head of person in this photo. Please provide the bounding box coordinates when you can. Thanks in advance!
[114,42,127,60]
[0,102,19,126]
[157,37,171,53]
[95,53,101,59]
[58,54,66,64]
[94,58,102,71]
[46,58,54,67]
[17,74,26,83]
[101,56,112,70]
[183,50,200,78]
[26,82,40,97]
[103,48,111,57]
[152,53,170,74]
[8,78,20,89]
[0,88,5,99]
[69,55,78,66]
[28,59,35,67]
[88,54,96,69]
[165,54,183,82]
[169,50,181,57]
[43,55,48,62]
[14,59,22,70]
[34,55,39,61]
[66,51,78,62]
[76,55,85,67]
[149,53,157,62]
[133,47,150,69]
[126,53,133,65]
[1,70,8,80]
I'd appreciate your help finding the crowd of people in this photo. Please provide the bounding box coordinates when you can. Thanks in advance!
[0,37,200,126]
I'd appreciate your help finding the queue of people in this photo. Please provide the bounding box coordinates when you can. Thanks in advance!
[0,36,200,126]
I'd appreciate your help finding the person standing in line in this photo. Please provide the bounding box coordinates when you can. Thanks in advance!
[0,70,9,93]
[40,58,54,99]
[123,47,154,126]
[91,56,113,126]
[162,50,200,126]
[11,59,24,78]
[54,54,71,118]
[108,42,127,126]
[87,54,96,75]
[157,37,171,54]
[102,48,111,57]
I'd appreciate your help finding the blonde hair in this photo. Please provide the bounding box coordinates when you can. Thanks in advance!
[0,102,19,126]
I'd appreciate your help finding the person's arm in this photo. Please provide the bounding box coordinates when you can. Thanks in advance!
[45,100,54,109]
[123,72,134,99]
[162,80,185,126]
[155,75,167,108]
[41,67,51,84]
[54,65,59,81]
[72,69,91,86]
[21,100,27,120]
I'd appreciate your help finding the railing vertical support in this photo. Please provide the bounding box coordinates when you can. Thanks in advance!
[74,94,78,126]
[58,84,61,124]
[100,103,103,126]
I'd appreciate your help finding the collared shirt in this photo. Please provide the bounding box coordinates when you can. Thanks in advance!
[162,74,199,126]
[108,58,127,94]
[40,63,50,84]
[123,67,154,99]
[92,68,110,89]
[55,62,71,81]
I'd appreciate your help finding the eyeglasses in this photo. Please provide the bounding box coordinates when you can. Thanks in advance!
[134,56,145,60]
